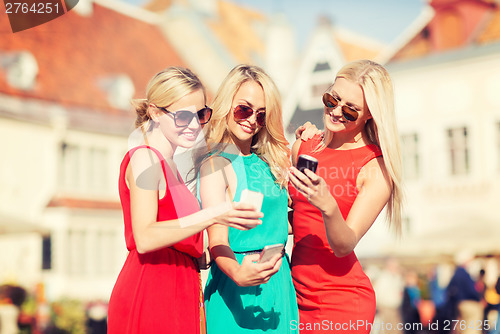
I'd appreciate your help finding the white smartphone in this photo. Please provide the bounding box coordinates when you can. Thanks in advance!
[239,189,264,212]
[258,244,284,263]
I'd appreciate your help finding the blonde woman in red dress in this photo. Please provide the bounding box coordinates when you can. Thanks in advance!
[289,60,404,334]
[107,67,262,334]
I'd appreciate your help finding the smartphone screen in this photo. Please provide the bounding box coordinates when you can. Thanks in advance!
[296,154,318,173]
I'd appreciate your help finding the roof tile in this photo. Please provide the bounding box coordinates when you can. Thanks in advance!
[207,1,266,64]
[0,3,186,113]
[388,0,499,62]
[476,6,500,43]
[47,196,121,210]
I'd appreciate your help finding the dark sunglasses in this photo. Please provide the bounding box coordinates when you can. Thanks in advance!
[157,106,212,127]
[233,104,266,127]
[322,93,359,122]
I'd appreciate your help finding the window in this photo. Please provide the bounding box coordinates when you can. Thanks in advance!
[313,62,331,72]
[60,142,81,191]
[88,147,108,192]
[310,61,334,99]
[60,142,109,194]
[3,51,38,90]
[67,228,118,277]
[498,122,500,172]
[42,235,52,270]
[401,133,420,180]
[67,229,86,276]
[94,230,118,275]
[447,127,469,175]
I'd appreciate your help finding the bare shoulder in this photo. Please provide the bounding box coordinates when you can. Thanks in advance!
[199,155,231,178]
[129,147,161,167]
[198,155,234,205]
[198,155,235,192]
[358,156,391,191]
[128,147,163,190]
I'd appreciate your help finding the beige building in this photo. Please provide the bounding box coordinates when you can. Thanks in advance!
[0,0,189,301]
[359,0,500,269]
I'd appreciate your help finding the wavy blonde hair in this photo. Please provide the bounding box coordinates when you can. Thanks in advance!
[131,66,205,130]
[318,60,403,233]
[200,64,290,187]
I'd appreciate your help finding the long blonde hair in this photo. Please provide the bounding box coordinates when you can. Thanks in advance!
[200,64,290,187]
[131,66,206,130]
[320,60,403,233]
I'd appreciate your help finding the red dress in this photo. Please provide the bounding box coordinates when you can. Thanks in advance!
[290,137,381,334]
[108,146,204,334]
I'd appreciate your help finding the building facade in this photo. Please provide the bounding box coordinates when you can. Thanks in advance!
[0,0,188,301]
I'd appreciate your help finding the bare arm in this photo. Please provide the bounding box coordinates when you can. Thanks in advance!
[291,138,301,166]
[200,157,282,287]
[128,149,262,254]
[288,157,391,257]
[287,139,304,235]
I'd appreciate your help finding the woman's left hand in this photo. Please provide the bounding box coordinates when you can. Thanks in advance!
[288,166,336,214]
[295,121,323,141]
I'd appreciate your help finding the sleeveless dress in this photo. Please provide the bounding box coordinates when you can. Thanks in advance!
[289,137,381,334]
[203,152,299,333]
[108,145,204,334]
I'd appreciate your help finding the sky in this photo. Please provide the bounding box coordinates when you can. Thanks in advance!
[231,0,427,46]
[121,0,427,47]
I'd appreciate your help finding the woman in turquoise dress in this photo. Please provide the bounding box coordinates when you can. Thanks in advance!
[196,64,299,333]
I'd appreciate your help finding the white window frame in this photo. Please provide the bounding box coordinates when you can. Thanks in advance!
[447,126,470,176]
[401,133,420,180]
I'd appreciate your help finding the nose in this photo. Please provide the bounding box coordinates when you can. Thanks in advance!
[246,112,258,125]
[334,105,344,116]
[327,104,343,118]
[187,113,201,130]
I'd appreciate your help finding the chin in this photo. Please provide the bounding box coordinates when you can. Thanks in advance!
[233,129,255,142]
[324,122,345,133]
[182,137,200,147]
[179,142,197,149]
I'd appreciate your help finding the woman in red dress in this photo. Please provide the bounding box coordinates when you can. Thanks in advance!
[107,67,262,334]
[289,60,404,334]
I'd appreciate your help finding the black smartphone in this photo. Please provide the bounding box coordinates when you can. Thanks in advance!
[296,154,318,173]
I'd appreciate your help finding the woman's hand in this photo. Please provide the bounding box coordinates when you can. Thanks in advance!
[213,202,263,230]
[288,166,336,215]
[233,253,282,287]
[295,121,323,141]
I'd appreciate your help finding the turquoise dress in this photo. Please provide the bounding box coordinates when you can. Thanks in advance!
[204,152,299,333]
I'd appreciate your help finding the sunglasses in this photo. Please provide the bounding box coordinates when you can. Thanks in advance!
[322,93,359,122]
[233,104,266,127]
[157,106,212,127]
